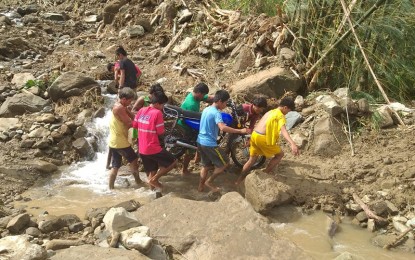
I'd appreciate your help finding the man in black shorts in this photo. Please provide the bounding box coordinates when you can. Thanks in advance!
[133,91,177,190]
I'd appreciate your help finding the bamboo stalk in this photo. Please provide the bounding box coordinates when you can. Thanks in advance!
[339,0,405,126]
[305,0,387,77]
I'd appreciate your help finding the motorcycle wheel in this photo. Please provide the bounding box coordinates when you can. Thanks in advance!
[230,137,266,169]
[164,126,187,159]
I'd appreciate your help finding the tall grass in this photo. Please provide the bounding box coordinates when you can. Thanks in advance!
[218,0,284,16]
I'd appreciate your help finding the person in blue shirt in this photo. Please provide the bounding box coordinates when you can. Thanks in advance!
[196,90,251,192]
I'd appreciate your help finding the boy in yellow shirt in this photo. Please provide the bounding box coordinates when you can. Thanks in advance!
[235,98,300,185]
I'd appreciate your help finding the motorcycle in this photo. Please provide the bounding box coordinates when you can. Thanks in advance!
[162,100,265,169]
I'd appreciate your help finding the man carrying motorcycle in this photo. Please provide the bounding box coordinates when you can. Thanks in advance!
[197,90,251,192]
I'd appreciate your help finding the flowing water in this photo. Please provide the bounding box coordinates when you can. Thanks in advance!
[13,91,414,259]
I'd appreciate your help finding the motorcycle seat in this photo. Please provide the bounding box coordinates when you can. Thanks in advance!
[164,104,202,120]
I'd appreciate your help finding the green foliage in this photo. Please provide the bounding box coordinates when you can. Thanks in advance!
[218,0,284,16]
[283,0,415,102]
[24,79,46,91]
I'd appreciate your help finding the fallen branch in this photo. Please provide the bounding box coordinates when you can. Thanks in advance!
[161,23,187,56]
[352,193,387,223]
[383,226,415,250]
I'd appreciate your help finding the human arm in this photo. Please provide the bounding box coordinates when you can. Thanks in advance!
[132,96,145,112]
[155,111,165,136]
[118,69,125,88]
[204,94,214,103]
[280,125,299,155]
[113,105,132,128]
[218,122,251,135]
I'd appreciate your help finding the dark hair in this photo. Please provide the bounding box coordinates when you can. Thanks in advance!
[252,97,267,108]
[149,83,164,95]
[107,63,114,72]
[213,90,230,103]
[119,87,137,100]
[115,46,127,56]
[279,98,295,111]
[193,82,209,95]
[150,91,168,104]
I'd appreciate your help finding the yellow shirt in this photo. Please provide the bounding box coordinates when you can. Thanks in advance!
[265,108,286,145]
[109,111,130,148]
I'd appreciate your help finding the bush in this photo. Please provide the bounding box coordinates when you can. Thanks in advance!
[218,0,284,16]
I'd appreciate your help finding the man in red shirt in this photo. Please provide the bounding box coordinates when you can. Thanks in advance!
[133,91,177,190]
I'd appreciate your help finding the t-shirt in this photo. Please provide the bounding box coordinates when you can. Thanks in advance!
[118,58,138,88]
[178,92,208,128]
[115,62,141,78]
[197,105,224,147]
[133,106,164,155]
[241,104,260,130]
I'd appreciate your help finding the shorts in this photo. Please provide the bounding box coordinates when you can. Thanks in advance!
[250,131,281,158]
[197,143,229,168]
[140,149,176,172]
[110,146,138,169]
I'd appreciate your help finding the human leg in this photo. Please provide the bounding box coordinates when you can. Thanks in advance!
[109,148,122,189]
[202,146,229,192]
[118,147,141,185]
[205,163,228,192]
[235,155,258,185]
[264,151,284,174]
[146,150,177,190]
[182,152,192,176]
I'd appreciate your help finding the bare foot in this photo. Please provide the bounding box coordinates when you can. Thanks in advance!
[181,169,192,176]
[149,179,163,190]
[205,181,221,192]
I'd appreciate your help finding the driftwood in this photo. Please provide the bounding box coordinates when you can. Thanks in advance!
[161,23,187,56]
[172,65,205,79]
[383,226,415,250]
[352,193,387,223]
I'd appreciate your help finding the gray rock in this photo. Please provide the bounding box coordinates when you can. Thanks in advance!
[367,219,376,232]
[11,72,35,87]
[285,111,302,130]
[355,211,368,222]
[312,115,346,157]
[291,132,308,148]
[316,95,343,116]
[85,207,109,222]
[73,125,88,139]
[20,139,35,148]
[72,138,95,160]
[103,207,140,234]
[120,226,153,253]
[178,9,193,23]
[0,216,12,228]
[340,97,359,115]
[47,72,99,102]
[68,222,84,233]
[27,160,58,174]
[93,107,106,118]
[233,46,255,72]
[371,201,388,216]
[376,105,394,128]
[59,214,81,227]
[0,92,49,117]
[84,15,98,23]
[230,67,303,99]
[36,114,55,123]
[25,227,42,237]
[6,213,30,234]
[173,37,196,54]
[28,127,50,138]
[385,200,399,215]
[120,25,145,38]
[279,47,295,60]
[357,98,370,113]
[245,170,293,213]
[42,13,66,21]
[38,216,66,233]
[112,200,141,212]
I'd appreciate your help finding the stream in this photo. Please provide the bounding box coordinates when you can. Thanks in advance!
[13,91,414,259]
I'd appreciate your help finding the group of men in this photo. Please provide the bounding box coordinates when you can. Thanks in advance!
[107,47,299,192]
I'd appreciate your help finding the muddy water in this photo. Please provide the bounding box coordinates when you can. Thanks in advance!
[268,206,414,259]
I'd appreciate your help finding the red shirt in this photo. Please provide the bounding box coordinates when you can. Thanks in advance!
[133,106,164,155]
[242,104,260,130]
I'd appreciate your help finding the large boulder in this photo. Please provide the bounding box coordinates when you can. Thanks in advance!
[244,171,293,213]
[135,192,310,259]
[47,72,99,101]
[50,244,148,260]
[103,207,140,234]
[6,213,30,234]
[0,235,47,260]
[312,115,347,157]
[0,92,49,117]
[230,67,304,99]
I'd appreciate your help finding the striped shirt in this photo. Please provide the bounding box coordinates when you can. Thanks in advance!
[133,106,164,155]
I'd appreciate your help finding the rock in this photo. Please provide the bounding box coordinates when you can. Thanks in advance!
[25,227,42,237]
[377,105,394,128]
[103,207,140,234]
[233,46,255,72]
[357,98,370,113]
[316,95,343,116]
[0,92,49,117]
[393,219,409,233]
[371,234,397,248]
[11,72,35,87]
[28,127,50,138]
[285,111,302,130]
[371,201,388,216]
[254,56,269,68]
[301,105,316,117]
[27,160,58,174]
[47,72,99,102]
[279,47,296,60]
[339,97,359,115]
[84,15,98,23]
[120,226,153,253]
[173,37,196,54]
[0,235,47,260]
[42,13,66,21]
[291,132,308,148]
[6,213,30,234]
[230,67,303,99]
[0,15,12,25]
[244,170,293,213]
[59,214,81,227]
[178,9,193,23]
[73,126,88,139]
[334,252,365,260]
[112,200,141,212]
[72,138,95,160]
[0,118,19,132]
[367,219,376,232]
[312,115,346,157]
[36,113,56,123]
[50,244,148,259]
[120,25,145,38]
[45,239,84,250]
[136,18,152,32]
[135,192,309,259]
[38,216,66,233]
[355,211,368,222]
[0,216,12,228]
[294,95,304,108]
[93,107,106,118]
[68,222,84,233]
[0,37,31,59]
[384,200,399,215]
[85,207,109,222]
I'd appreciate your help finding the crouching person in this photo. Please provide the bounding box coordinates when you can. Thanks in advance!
[108,88,141,189]
[133,91,177,191]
